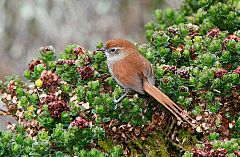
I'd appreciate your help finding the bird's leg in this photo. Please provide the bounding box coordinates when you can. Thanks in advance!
[114,89,129,104]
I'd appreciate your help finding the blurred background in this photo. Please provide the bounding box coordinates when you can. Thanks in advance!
[0,0,183,130]
[0,0,183,80]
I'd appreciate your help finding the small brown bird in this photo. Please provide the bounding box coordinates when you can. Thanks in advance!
[97,39,194,127]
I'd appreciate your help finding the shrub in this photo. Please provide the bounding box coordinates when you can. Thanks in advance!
[0,0,240,156]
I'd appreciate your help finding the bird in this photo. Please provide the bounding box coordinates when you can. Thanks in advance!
[97,39,194,127]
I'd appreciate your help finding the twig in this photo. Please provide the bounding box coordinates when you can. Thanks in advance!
[0,108,19,122]
[159,128,188,151]
[0,108,7,116]
[166,118,176,137]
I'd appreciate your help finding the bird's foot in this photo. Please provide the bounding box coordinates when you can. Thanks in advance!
[113,89,129,109]
[113,95,122,104]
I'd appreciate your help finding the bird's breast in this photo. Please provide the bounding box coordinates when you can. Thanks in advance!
[106,52,127,75]
[107,62,127,88]
[106,55,128,88]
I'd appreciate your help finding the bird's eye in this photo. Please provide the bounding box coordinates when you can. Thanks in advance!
[110,48,116,53]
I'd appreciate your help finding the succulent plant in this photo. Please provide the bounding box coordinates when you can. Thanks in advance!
[0,0,239,156]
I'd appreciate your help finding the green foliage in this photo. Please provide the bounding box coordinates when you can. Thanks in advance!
[0,0,240,156]
[145,0,240,41]
[187,139,240,156]
[144,0,240,156]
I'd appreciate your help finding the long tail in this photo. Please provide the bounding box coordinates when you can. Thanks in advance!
[143,79,194,128]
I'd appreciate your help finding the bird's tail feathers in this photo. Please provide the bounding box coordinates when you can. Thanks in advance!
[143,80,194,127]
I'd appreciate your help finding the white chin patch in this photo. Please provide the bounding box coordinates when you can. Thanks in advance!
[105,52,110,58]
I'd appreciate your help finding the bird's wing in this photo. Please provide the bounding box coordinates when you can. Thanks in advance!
[137,54,155,86]
[112,50,155,94]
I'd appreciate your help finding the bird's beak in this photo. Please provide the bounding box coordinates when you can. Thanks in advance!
[96,48,106,52]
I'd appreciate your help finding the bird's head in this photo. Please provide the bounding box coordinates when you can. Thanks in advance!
[97,39,137,59]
